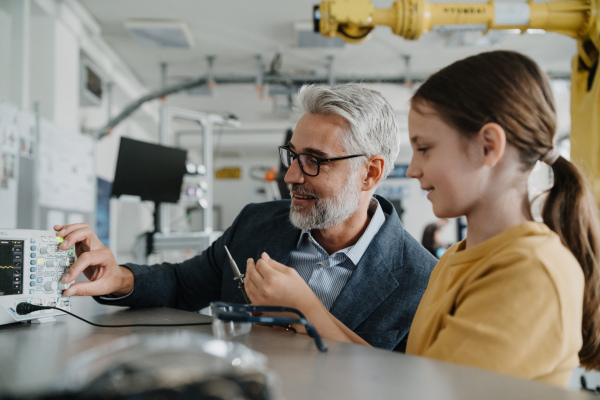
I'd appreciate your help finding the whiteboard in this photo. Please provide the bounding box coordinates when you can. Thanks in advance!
[38,120,95,213]
[0,102,21,228]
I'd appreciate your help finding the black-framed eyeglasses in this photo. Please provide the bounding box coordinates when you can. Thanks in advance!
[278,145,366,177]
[211,302,328,352]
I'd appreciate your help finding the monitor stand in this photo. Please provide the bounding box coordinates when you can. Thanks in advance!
[144,201,162,257]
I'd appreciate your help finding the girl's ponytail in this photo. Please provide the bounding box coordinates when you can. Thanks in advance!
[542,156,600,369]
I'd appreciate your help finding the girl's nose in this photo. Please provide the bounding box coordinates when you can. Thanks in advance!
[406,159,420,178]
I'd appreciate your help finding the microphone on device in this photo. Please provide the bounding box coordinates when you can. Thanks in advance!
[16,302,50,315]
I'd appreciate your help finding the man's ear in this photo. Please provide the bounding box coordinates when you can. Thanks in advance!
[362,155,385,191]
[479,123,506,167]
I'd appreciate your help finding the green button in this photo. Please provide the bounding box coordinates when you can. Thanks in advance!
[56,236,64,244]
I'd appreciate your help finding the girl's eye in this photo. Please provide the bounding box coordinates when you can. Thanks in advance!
[418,147,429,153]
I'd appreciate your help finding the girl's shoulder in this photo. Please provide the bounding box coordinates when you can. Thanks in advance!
[443,222,581,284]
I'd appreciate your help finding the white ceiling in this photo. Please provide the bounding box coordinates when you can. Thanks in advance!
[80,0,577,95]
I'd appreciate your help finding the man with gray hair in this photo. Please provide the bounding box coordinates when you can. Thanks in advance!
[56,83,436,351]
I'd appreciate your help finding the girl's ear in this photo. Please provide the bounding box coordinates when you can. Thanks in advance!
[478,123,506,167]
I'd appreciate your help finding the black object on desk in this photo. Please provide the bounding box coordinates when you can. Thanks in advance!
[211,301,328,352]
[13,332,279,400]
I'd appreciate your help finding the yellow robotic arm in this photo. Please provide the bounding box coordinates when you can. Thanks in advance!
[314,0,600,203]
[315,0,596,42]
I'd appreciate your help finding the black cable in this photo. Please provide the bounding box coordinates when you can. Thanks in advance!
[16,303,211,328]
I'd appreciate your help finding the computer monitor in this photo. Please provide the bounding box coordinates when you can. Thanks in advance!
[111,137,187,204]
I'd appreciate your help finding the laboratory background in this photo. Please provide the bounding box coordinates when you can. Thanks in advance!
[0,0,599,397]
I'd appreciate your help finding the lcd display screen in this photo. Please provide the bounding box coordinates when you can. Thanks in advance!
[0,240,23,296]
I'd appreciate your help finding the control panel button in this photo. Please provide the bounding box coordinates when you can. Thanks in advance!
[29,274,35,279]
[29,282,35,287]
[39,247,47,254]
[30,267,36,272]
[45,260,56,268]
[57,281,71,290]
[30,245,36,251]
[44,281,58,292]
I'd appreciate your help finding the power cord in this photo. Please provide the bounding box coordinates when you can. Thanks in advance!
[15,302,211,328]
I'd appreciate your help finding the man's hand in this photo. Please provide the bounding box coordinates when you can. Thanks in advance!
[54,223,133,297]
[245,252,320,312]
[245,252,370,346]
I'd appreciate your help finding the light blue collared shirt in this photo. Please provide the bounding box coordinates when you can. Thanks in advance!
[288,197,386,310]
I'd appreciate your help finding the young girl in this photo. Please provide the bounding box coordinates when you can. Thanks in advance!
[404,50,600,386]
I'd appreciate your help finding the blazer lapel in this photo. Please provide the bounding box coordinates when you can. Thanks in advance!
[329,240,399,330]
[329,198,405,330]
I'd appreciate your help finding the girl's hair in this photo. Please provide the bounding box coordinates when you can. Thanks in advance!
[411,50,600,370]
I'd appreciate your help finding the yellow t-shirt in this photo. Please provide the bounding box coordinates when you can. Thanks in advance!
[406,222,584,386]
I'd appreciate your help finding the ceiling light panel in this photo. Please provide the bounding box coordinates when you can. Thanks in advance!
[125,19,195,48]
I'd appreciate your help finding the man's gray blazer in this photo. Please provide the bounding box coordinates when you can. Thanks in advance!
[96,195,437,351]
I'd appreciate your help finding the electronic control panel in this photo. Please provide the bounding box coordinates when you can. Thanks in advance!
[0,229,74,325]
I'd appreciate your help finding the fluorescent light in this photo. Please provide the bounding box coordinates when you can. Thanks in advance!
[125,19,195,48]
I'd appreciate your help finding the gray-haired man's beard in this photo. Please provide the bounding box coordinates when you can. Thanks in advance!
[288,179,362,231]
